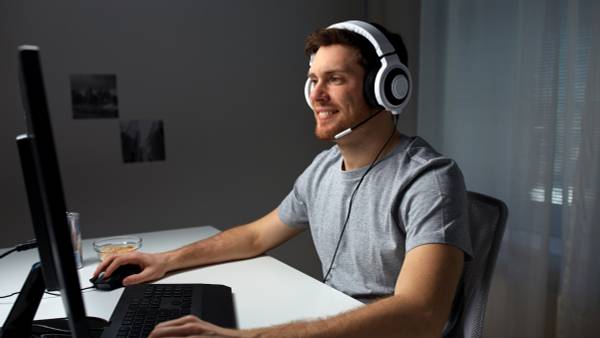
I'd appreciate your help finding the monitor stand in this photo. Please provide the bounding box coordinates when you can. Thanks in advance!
[0,263,108,338]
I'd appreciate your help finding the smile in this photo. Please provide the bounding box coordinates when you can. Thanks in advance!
[316,111,338,123]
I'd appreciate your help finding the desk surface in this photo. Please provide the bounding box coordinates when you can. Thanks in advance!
[0,226,362,329]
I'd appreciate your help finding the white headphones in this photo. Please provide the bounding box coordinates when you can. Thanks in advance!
[304,20,412,115]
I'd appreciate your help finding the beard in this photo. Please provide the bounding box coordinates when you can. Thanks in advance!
[314,120,349,141]
[313,111,366,141]
[314,125,341,140]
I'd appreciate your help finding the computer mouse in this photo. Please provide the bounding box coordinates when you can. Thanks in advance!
[90,264,142,291]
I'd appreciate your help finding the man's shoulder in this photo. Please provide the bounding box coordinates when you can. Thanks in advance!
[402,136,445,165]
[391,135,463,181]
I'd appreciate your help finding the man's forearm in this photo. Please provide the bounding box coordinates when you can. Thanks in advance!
[243,294,440,338]
[157,208,300,276]
[242,244,463,338]
[161,224,263,273]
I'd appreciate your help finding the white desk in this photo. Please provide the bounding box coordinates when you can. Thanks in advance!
[0,226,362,329]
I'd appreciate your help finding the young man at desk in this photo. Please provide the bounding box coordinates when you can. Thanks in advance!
[95,20,472,338]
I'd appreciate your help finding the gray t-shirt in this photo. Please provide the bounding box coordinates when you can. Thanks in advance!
[278,135,472,301]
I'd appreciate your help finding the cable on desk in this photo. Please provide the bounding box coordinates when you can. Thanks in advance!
[45,286,95,297]
[32,320,106,335]
[32,323,70,333]
[0,239,38,259]
[0,291,20,299]
[1,239,92,299]
[2,286,96,299]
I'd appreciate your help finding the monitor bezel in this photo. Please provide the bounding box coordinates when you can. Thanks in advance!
[17,45,90,337]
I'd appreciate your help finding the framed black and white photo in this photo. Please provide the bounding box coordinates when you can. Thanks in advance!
[120,119,166,163]
[70,74,119,119]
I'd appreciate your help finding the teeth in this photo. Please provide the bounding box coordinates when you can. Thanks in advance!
[319,111,332,117]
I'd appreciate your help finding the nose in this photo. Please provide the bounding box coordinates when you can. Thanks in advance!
[310,80,329,104]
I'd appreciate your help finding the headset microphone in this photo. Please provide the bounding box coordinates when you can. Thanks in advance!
[333,109,384,140]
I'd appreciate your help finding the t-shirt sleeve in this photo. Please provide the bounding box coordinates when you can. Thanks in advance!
[278,149,333,229]
[400,158,473,259]
[278,157,316,229]
[278,180,309,229]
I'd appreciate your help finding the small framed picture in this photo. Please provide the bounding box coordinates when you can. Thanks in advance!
[120,119,166,163]
[70,74,119,119]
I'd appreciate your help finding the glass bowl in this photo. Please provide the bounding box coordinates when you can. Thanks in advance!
[93,236,142,261]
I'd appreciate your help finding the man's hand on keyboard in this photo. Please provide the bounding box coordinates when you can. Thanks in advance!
[148,315,244,338]
[92,251,170,286]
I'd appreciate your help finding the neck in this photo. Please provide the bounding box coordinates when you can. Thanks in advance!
[337,112,400,171]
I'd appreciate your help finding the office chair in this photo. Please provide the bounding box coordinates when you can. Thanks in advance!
[444,191,508,338]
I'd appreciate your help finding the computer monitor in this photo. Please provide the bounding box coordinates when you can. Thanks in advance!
[0,46,90,337]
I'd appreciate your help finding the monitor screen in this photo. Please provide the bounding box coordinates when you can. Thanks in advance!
[16,45,90,336]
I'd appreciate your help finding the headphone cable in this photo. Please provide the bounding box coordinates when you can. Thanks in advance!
[322,115,399,283]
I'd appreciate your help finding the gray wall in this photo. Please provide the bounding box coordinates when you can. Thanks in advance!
[0,0,419,279]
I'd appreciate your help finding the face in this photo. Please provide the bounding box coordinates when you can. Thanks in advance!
[307,44,374,140]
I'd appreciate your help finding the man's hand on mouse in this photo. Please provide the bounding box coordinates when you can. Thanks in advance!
[92,251,169,286]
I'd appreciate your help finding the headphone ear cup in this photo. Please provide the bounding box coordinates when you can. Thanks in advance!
[304,78,314,109]
[363,68,380,108]
[382,66,410,107]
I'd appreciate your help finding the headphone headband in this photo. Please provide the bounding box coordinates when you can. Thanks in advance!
[327,20,395,57]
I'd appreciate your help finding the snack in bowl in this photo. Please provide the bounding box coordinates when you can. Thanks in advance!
[93,236,142,261]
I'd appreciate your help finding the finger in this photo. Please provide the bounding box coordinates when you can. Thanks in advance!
[122,268,152,286]
[92,255,117,277]
[149,316,206,337]
[153,315,199,329]
[149,322,213,338]
[103,253,141,277]
[102,256,127,277]
[121,274,142,286]
[106,251,150,276]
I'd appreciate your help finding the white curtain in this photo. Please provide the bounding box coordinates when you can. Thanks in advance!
[418,0,600,337]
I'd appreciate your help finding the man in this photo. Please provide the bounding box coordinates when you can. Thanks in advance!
[95,20,472,338]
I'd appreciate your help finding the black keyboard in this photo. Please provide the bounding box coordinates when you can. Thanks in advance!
[100,284,236,338]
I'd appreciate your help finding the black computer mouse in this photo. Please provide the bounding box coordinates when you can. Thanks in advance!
[90,264,142,291]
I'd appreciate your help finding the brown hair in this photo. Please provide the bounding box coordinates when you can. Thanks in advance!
[304,23,408,73]
[304,28,378,71]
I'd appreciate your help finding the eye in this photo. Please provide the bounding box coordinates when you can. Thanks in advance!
[330,75,344,84]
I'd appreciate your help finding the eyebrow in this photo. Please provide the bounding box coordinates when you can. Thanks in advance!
[307,67,354,78]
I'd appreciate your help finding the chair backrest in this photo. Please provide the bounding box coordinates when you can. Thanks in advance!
[444,191,508,338]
